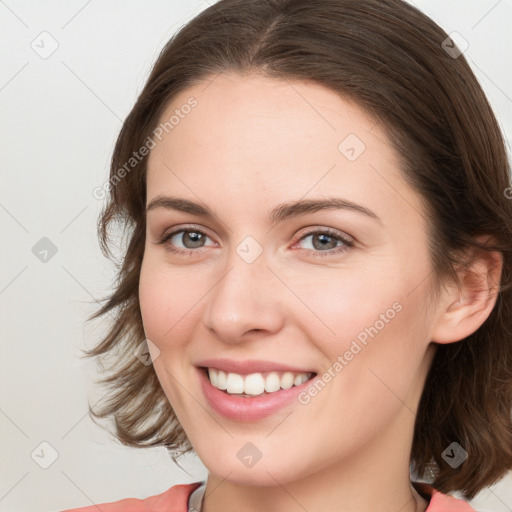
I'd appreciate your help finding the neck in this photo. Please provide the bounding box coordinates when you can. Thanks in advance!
[201,405,429,512]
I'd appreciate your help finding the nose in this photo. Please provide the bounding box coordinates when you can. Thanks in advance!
[201,248,286,344]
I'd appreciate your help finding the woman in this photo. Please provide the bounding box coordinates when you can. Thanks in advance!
[63,0,512,510]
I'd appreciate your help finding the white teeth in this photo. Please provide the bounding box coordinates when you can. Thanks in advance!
[264,372,281,393]
[208,368,218,387]
[217,370,228,390]
[207,368,312,396]
[244,373,265,396]
[226,372,244,394]
[294,373,308,386]
[281,372,294,389]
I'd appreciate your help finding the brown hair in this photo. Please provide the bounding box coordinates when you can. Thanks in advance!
[84,0,512,499]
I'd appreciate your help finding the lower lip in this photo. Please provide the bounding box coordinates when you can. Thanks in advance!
[197,368,316,422]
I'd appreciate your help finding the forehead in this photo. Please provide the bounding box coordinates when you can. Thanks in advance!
[146,72,425,228]
[151,72,380,163]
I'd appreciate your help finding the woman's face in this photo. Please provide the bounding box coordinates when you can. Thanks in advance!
[140,72,440,486]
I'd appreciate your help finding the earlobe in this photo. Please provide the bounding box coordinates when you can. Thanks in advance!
[431,247,503,344]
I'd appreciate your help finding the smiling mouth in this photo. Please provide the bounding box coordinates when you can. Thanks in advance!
[200,367,317,397]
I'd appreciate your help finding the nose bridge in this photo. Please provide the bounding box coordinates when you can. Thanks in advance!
[202,239,284,342]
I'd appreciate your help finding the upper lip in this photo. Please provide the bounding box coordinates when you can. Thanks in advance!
[196,358,315,375]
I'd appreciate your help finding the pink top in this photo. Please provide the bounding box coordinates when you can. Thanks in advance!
[61,480,477,512]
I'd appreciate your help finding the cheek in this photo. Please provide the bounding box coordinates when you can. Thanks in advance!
[288,259,433,397]
[138,255,205,417]
[326,285,432,414]
[138,254,206,345]
[284,266,407,349]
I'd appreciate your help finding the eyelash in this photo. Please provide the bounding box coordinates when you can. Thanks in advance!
[157,226,354,258]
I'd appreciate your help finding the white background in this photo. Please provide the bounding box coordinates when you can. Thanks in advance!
[1,1,511,511]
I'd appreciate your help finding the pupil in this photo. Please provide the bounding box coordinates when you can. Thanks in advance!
[184,231,204,248]
[313,233,336,250]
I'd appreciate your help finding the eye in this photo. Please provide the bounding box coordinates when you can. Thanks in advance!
[293,228,354,256]
[157,226,353,257]
[158,227,216,254]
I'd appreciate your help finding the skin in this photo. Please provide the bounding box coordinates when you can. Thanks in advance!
[139,72,501,512]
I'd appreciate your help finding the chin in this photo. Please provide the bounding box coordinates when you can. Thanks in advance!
[197,444,312,487]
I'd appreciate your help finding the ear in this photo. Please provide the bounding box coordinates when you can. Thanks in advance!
[431,239,503,344]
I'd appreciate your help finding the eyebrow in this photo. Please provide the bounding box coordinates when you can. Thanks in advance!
[146,195,381,224]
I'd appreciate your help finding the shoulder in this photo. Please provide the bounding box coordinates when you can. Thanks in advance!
[413,481,478,512]
[60,481,204,512]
